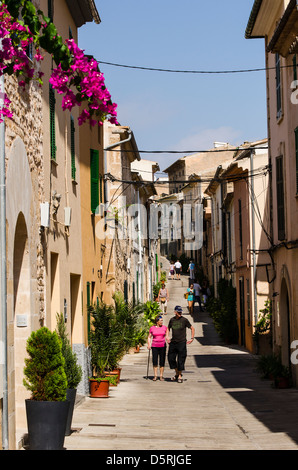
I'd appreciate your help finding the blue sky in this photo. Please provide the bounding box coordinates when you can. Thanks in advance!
[78,0,267,173]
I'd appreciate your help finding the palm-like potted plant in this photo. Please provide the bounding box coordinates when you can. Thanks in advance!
[23,327,69,450]
[89,302,115,397]
[56,313,82,435]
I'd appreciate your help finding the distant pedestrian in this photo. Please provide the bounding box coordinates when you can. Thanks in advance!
[193,279,203,311]
[186,283,194,315]
[166,306,195,383]
[187,260,195,281]
[147,316,168,381]
[157,281,169,314]
[174,260,182,280]
[201,279,209,306]
[169,262,175,280]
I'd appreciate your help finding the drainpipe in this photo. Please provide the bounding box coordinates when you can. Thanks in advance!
[250,149,258,324]
[0,72,8,450]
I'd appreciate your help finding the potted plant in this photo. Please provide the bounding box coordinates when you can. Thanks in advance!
[273,361,291,389]
[56,313,82,436]
[88,302,115,397]
[23,327,69,450]
[253,301,272,355]
[256,353,292,388]
[143,300,161,326]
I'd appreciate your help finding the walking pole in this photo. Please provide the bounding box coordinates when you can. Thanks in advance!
[146,348,150,379]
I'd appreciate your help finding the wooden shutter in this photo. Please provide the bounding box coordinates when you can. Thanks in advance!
[70,115,76,180]
[49,85,56,161]
[87,282,91,343]
[238,199,243,260]
[276,155,285,240]
[295,128,298,195]
[275,53,282,119]
[90,149,99,214]
[48,0,53,20]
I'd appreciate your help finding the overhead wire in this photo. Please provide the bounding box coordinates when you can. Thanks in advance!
[98,61,296,75]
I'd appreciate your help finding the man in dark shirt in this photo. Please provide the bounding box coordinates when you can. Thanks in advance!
[166,305,195,383]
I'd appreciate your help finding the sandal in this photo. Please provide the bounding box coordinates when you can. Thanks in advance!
[160,377,164,381]
[177,378,183,383]
[171,375,178,381]
[153,377,157,381]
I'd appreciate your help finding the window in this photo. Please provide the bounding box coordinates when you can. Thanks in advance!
[275,53,282,119]
[90,149,99,214]
[48,0,54,21]
[246,278,251,327]
[87,282,91,343]
[295,127,298,194]
[276,155,285,240]
[70,115,76,180]
[49,84,56,161]
[238,199,243,259]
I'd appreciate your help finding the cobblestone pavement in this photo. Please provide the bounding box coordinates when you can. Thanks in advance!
[64,267,298,451]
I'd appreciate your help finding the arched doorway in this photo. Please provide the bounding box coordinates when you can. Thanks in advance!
[280,277,291,368]
[13,212,31,432]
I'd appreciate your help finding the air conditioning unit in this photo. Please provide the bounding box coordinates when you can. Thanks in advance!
[65,207,72,227]
[40,202,50,228]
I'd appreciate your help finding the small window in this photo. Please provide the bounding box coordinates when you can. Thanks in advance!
[49,85,56,161]
[275,53,282,119]
[238,199,243,259]
[295,127,298,195]
[70,115,76,180]
[48,0,54,21]
[293,55,297,83]
[276,155,285,240]
[90,149,99,214]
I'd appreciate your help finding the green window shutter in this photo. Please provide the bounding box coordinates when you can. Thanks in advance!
[70,115,76,180]
[295,127,298,195]
[49,84,56,161]
[276,155,285,240]
[90,149,99,214]
[48,0,53,20]
[87,282,91,343]
[275,53,282,119]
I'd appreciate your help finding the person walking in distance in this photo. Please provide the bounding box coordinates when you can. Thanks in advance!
[169,262,175,280]
[193,279,203,312]
[174,260,182,280]
[166,306,195,383]
[157,281,169,314]
[187,260,195,282]
[147,316,168,381]
[186,283,195,315]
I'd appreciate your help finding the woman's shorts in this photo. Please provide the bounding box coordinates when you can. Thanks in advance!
[152,346,166,367]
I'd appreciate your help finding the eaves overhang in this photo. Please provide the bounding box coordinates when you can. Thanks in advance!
[266,0,298,57]
[245,0,264,39]
[66,0,101,27]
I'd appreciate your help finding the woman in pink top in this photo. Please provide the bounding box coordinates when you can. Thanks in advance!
[147,316,168,381]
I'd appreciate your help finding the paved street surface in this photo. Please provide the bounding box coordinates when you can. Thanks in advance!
[64,262,298,451]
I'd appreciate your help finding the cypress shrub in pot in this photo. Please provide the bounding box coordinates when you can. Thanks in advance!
[23,327,69,450]
[56,313,82,435]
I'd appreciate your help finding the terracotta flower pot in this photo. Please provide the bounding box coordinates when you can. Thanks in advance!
[89,378,109,398]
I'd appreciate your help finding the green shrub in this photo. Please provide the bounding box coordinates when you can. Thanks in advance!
[23,327,67,401]
[56,313,82,389]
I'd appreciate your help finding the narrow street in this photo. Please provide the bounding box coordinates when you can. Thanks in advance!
[64,262,298,451]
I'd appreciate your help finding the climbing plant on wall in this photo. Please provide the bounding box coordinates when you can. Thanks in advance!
[0,0,118,126]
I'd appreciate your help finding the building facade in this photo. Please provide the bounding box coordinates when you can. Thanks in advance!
[246,0,298,382]
[1,0,100,449]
